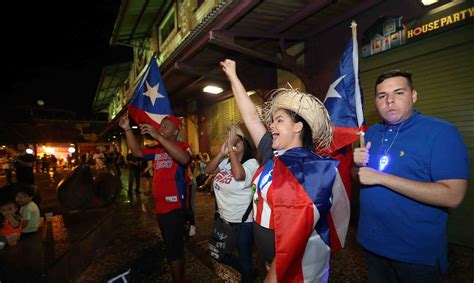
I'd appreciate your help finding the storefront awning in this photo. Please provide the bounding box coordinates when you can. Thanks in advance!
[92,63,132,113]
[110,0,173,46]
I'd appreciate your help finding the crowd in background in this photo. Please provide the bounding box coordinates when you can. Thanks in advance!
[0,58,470,283]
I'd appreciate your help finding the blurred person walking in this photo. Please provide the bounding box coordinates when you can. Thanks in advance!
[14,144,35,186]
[126,150,141,195]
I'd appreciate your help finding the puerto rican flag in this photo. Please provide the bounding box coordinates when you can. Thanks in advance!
[252,147,350,281]
[323,22,365,151]
[323,21,365,251]
[269,148,346,282]
[128,56,173,129]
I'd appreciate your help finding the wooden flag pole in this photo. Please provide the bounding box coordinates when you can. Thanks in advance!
[350,20,366,148]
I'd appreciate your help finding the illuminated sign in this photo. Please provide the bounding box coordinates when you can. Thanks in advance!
[361,2,474,57]
[407,5,474,39]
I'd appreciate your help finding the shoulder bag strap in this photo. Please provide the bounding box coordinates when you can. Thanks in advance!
[241,199,253,223]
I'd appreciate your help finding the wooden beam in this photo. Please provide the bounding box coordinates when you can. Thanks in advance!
[209,30,322,96]
[174,62,227,82]
[214,30,305,41]
[269,0,334,34]
[247,0,333,49]
[304,0,384,38]
[209,30,302,72]
[161,0,260,75]
[174,76,206,96]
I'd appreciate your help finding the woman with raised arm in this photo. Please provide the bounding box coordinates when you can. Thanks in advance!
[205,125,259,282]
[220,59,346,283]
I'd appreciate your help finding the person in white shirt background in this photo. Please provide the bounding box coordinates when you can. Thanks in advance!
[205,125,259,283]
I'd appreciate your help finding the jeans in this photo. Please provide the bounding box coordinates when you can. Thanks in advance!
[128,166,140,191]
[188,181,196,225]
[222,222,254,283]
[364,249,442,283]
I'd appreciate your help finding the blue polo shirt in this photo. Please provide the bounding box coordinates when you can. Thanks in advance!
[357,111,469,271]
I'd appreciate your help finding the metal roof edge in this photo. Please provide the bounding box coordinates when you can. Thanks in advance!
[160,0,232,72]
[110,0,130,46]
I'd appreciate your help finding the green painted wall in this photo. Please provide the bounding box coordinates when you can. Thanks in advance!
[359,23,474,247]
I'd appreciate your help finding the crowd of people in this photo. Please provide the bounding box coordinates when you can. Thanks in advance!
[0,59,469,283]
[0,145,35,187]
[78,148,125,175]
[117,58,469,283]
[0,146,80,187]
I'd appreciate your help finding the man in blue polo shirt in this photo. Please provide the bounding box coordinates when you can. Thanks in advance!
[353,70,469,282]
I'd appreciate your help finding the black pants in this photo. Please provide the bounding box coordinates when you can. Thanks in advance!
[128,166,140,192]
[364,249,442,283]
[157,209,187,261]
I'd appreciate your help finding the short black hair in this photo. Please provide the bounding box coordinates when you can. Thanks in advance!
[375,69,414,92]
[15,184,35,197]
[239,136,255,165]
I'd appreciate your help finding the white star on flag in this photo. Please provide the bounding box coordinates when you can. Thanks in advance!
[324,75,345,102]
[143,81,164,106]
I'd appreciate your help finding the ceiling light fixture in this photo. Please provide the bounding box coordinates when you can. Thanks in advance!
[420,0,439,6]
[203,85,223,94]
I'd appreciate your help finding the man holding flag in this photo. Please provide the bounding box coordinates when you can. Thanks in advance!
[119,56,192,283]
[353,69,469,281]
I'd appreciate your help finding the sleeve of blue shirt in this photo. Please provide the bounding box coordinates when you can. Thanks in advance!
[430,124,470,181]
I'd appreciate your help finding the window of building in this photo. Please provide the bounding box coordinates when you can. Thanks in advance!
[159,4,177,47]
[196,0,205,9]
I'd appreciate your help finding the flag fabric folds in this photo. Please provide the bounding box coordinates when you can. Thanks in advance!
[324,33,365,152]
[323,22,365,252]
[128,56,173,130]
[272,148,339,282]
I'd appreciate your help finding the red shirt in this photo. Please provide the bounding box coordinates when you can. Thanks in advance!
[1,215,23,237]
[143,141,192,214]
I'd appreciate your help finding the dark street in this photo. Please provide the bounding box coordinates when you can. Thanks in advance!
[1,169,473,282]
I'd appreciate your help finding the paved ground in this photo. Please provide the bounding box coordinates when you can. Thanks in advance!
[78,170,474,283]
[2,169,473,282]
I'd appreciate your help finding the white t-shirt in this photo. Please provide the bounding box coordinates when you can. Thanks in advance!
[93,153,105,167]
[20,201,40,233]
[213,158,259,223]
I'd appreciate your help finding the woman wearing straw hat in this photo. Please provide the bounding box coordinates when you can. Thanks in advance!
[221,59,342,283]
[205,124,259,282]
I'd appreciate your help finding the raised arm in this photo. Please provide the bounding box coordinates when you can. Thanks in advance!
[118,113,143,158]
[220,59,267,147]
[140,123,190,166]
[205,143,228,175]
[156,135,191,165]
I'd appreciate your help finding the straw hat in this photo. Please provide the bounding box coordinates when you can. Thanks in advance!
[263,88,332,150]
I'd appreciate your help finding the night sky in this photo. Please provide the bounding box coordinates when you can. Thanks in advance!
[3,1,132,121]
